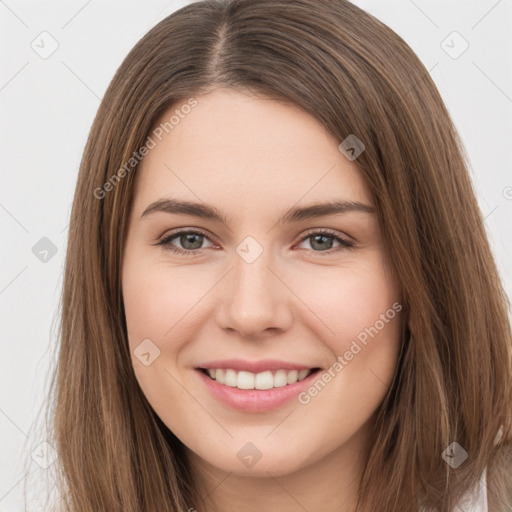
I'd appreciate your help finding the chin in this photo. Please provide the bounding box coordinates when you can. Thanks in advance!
[194,443,313,477]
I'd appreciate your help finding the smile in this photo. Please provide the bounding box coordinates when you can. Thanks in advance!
[195,361,323,412]
[200,368,319,390]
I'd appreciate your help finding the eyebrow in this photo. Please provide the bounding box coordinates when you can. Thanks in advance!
[140,198,375,225]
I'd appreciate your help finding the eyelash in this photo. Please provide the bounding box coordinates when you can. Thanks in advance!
[155,228,354,256]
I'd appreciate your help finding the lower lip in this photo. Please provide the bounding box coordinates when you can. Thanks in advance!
[196,369,319,413]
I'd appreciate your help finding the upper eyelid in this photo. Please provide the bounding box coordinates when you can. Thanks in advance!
[160,227,218,244]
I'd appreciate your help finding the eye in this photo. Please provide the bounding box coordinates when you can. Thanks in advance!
[155,229,216,256]
[155,228,354,256]
[295,229,354,255]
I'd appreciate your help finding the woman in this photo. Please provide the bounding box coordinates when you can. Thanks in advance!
[40,0,512,510]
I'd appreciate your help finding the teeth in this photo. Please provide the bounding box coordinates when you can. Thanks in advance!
[298,369,310,381]
[237,371,255,389]
[287,370,298,384]
[224,369,237,387]
[274,370,288,387]
[205,368,314,389]
[255,371,273,390]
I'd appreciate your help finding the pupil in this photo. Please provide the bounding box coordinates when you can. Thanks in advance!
[182,234,202,249]
[312,235,332,251]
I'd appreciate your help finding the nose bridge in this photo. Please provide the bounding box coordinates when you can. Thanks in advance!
[232,239,280,308]
[233,247,274,300]
[217,237,291,336]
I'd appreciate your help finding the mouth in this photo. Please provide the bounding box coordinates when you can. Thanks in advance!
[198,367,322,390]
[195,364,323,413]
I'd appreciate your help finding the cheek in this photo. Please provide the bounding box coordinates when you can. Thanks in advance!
[290,257,403,404]
[122,257,209,346]
[121,256,207,432]
[291,258,401,351]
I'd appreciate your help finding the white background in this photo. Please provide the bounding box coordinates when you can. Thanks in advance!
[1,0,511,509]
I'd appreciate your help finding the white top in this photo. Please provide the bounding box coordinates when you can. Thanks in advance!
[454,467,488,512]
[420,468,488,511]
[422,426,502,511]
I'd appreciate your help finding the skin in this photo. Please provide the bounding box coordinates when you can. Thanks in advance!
[122,88,403,512]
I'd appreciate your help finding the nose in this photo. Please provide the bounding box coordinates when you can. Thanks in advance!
[215,248,293,338]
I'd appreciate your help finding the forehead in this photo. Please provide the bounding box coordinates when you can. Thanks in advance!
[133,89,372,217]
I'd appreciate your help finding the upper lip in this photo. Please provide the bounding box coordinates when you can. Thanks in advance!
[197,359,320,373]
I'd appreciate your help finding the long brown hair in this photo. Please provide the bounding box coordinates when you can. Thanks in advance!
[31,0,512,510]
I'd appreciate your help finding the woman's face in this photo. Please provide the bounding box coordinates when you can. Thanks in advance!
[122,88,403,479]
